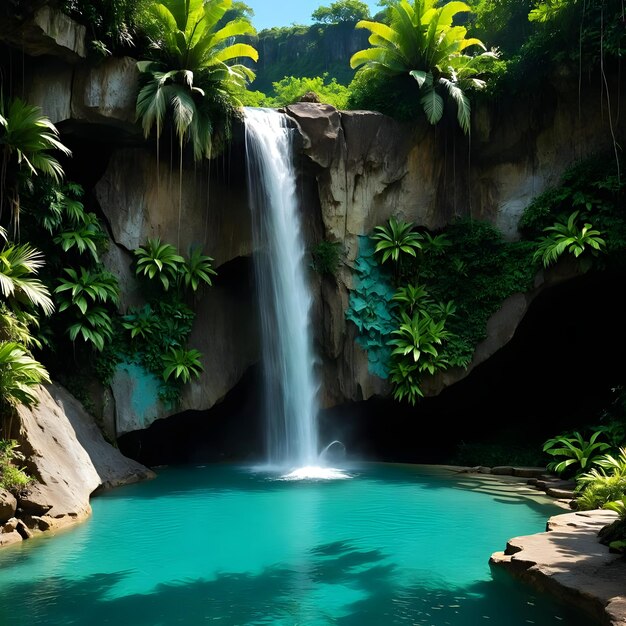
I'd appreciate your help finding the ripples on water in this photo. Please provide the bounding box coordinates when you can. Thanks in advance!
[0,463,597,626]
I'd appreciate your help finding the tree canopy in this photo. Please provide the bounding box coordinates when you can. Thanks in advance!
[312,0,371,24]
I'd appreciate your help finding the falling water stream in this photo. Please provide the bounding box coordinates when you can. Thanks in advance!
[245,108,322,474]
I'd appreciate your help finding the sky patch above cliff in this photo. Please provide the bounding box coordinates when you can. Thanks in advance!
[248,0,381,31]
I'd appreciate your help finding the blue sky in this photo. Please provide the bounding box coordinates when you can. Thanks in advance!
[246,0,382,31]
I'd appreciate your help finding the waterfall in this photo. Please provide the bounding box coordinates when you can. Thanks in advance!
[244,107,319,469]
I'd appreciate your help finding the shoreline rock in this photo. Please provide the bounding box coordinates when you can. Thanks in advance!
[490,510,626,626]
[1,383,155,547]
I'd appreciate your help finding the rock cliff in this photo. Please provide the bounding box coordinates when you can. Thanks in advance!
[1,6,624,436]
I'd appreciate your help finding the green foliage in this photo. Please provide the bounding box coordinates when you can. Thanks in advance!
[533,211,606,270]
[311,240,343,276]
[53,267,119,352]
[262,74,351,109]
[346,218,542,404]
[543,430,612,476]
[520,154,626,270]
[119,300,199,406]
[604,498,626,519]
[0,440,32,495]
[134,238,217,294]
[55,267,120,314]
[371,216,423,264]
[134,238,185,291]
[162,347,203,383]
[466,0,533,56]
[136,0,258,160]
[252,22,366,93]
[0,341,50,410]
[122,304,160,340]
[312,0,370,24]
[180,247,217,292]
[52,213,107,263]
[576,448,626,511]
[473,0,626,97]
[0,97,71,230]
[0,235,54,316]
[349,0,498,131]
[60,0,153,52]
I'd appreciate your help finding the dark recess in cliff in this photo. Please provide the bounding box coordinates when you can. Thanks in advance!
[319,268,626,464]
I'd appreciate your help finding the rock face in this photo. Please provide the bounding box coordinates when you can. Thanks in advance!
[490,510,626,626]
[0,491,17,524]
[11,383,154,536]
[6,12,625,427]
[0,5,86,63]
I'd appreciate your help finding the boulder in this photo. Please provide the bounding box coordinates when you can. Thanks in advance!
[0,490,17,524]
[15,383,154,530]
[72,56,140,129]
[0,6,86,63]
[490,510,626,626]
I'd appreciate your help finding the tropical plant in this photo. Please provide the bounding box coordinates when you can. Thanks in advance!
[0,439,32,494]
[0,341,50,411]
[388,309,449,366]
[605,498,626,519]
[122,304,160,340]
[533,210,606,269]
[421,231,451,256]
[311,240,343,276]
[134,238,184,291]
[371,217,422,265]
[598,497,626,554]
[0,97,71,230]
[55,267,120,314]
[388,359,422,403]
[0,236,54,315]
[136,0,258,161]
[66,306,114,352]
[349,0,498,132]
[52,213,107,262]
[27,181,87,234]
[391,283,432,315]
[543,430,612,476]
[262,74,351,109]
[162,346,203,383]
[179,247,217,292]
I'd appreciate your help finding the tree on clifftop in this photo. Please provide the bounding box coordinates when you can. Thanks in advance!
[349,0,497,133]
[312,0,371,24]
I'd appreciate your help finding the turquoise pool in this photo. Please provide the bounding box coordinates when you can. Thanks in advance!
[0,464,594,625]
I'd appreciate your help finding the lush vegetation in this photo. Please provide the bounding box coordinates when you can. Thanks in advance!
[541,395,626,553]
[0,439,31,495]
[349,0,498,132]
[346,151,622,405]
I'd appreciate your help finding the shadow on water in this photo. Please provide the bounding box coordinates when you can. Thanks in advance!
[0,539,595,626]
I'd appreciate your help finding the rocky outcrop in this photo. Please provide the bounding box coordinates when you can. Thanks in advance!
[0,491,17,524]
[6,383,154,542]
[0,5,86,63]
[490,510,626,626]
[284,85,623,405]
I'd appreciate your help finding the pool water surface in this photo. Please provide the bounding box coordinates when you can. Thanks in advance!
[0,463,595,625]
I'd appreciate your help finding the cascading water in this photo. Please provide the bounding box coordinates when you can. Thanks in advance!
[244,107,320,472]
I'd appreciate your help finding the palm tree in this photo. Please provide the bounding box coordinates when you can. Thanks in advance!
[349,0,497,133]
[136,0,258,246]
[136,0,258,159]
[0,98,71,231]
[0,228,54,316]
